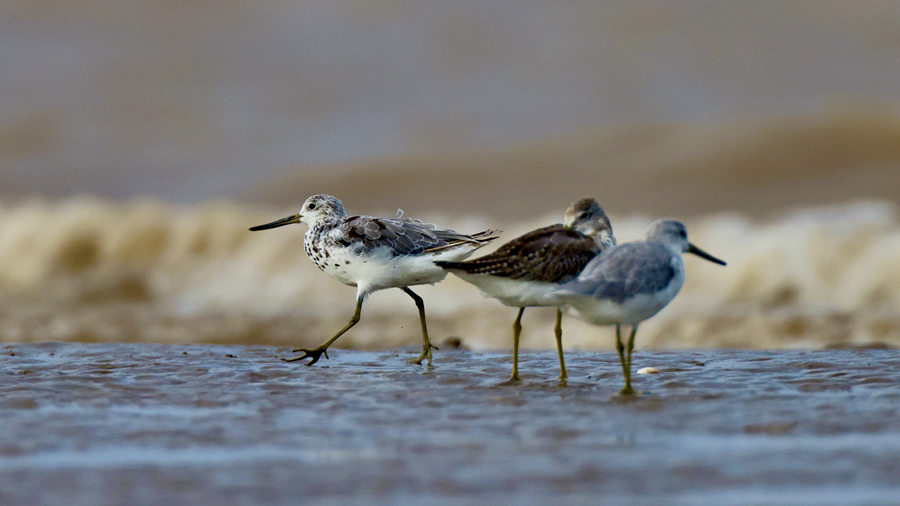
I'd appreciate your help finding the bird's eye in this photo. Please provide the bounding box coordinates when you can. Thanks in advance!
[308,203,317,210]
[679,230,687,238]
[579,212,588,220]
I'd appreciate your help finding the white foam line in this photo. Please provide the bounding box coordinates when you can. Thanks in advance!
[663,432,900,456]
[0,445,388,471]
[31,404,260,418]
[667,485,900,506]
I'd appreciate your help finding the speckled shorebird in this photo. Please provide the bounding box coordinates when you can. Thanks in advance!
[250,194,499,366]
[435,198,615,382]
[551,219,725,395]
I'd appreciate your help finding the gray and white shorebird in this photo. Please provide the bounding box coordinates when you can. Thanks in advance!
[250,194,499,366]
[435,198,616,382]
[551,219,726,395]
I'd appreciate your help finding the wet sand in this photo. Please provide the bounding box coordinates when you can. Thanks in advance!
[2,342,899,505]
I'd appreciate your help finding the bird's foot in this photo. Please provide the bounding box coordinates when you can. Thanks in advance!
[406,343,438,365]
[284,347,330,366]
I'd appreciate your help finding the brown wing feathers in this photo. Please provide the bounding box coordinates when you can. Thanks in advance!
[436,225,598,283]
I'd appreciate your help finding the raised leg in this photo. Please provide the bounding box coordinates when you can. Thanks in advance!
[620,324,638,396]
[286,296,363,365]
[510,307,525,381]
[401,287,437,365]
[554,307,567,380]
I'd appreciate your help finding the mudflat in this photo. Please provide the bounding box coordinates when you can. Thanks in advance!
[1,342,899,505]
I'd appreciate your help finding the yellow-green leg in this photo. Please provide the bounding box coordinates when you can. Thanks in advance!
[614,324,628,383]
[619,324,638,395]
[613,324,634,395]
[402,287,437,366]
[287,296,363,365]
[554,307,567,380]
[510,307,525,381]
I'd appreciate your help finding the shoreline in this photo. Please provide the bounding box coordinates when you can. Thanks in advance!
[3,342,899,505]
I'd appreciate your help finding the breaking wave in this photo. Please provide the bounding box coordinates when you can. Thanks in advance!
[1,197,898,351]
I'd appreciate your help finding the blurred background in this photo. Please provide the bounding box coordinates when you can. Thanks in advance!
[1,1,899,352]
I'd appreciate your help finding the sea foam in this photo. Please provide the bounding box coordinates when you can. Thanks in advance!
[0,198,897,350]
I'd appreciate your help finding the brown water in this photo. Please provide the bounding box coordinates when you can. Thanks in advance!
[2,2,900,209]
[247,108,900,223]
[2,342,900,505]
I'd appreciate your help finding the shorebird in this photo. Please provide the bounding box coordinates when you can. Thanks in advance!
[551,219,726,395]
[250,194,499,366]
[435,198,615,382]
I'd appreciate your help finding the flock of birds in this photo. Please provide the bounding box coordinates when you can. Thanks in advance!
[250,194,725,395]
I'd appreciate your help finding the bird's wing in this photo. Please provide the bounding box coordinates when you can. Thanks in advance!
[336,215,496,256]
[435,224,598,283]
[560,242,676,303]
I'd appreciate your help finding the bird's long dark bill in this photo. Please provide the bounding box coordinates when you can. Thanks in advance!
[249,214,301,231]
[687,243,726,266]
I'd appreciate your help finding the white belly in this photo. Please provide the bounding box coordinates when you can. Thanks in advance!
[566,276,684,326]
[315,244,482,297]
[447,272,565,308]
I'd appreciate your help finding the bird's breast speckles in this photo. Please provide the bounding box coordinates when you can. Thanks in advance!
[305,228,334,272]
[303,224,367,280]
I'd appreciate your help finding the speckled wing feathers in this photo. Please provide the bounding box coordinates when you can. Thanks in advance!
[337,215,497,256]
[436,224,599,283]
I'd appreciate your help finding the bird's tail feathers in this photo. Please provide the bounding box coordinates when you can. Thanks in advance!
[425,229,501,253]
[433,260,467,270]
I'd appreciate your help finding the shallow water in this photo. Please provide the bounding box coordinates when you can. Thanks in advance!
[2,342,899,505]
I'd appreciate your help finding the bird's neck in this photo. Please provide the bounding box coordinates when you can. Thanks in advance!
[595,231,616,251]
